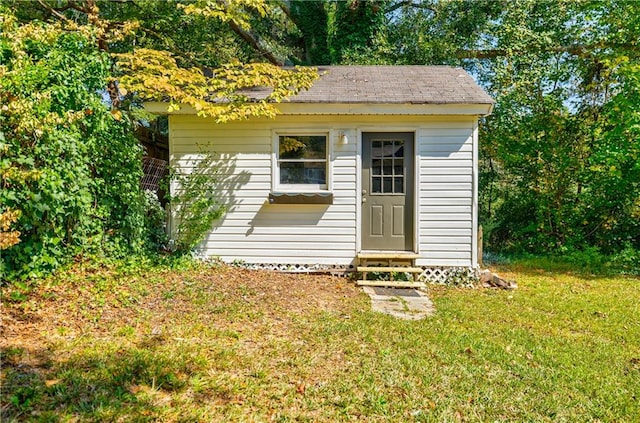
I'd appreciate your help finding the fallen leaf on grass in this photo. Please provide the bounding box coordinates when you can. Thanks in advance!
[296,382,306,395]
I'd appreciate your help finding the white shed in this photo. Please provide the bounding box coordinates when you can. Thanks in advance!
[148,66,494,283]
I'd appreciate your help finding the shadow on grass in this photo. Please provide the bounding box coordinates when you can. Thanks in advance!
[1,338,201,422]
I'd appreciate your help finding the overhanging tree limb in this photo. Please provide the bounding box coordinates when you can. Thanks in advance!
[385,0,437,15]
[36,0,77,23]
[228,19,282,66]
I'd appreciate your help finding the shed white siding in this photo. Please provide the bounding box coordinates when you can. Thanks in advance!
[169,115,477,268]
[170,115,358,266]
[416,121,476,267]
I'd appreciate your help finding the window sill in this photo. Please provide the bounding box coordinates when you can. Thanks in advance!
[268,191,333,205]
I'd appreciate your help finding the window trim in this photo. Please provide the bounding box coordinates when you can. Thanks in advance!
[272,131,332,193]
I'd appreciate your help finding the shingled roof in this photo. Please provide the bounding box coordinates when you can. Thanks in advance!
[146,65,494,116]
[263,66,494,105]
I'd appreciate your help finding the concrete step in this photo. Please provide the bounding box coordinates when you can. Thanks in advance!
[357,266,424,273]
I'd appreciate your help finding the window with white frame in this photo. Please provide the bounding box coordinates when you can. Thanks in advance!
[276,134,328,190]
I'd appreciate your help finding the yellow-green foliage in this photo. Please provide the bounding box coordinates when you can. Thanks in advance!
[114,50,317,122]
[0,209,21,250]
[180,0,269,30]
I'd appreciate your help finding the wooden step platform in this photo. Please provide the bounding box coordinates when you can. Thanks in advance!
[357,252,420,260]
[356,252,425,288]
[357,266,423,273]
[356,280,425,288]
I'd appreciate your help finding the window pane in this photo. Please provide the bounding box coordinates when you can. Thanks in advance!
[279,135,326,160]
[393,141,405,157]
[394,176,404,193]
[372,141,383,158]
[383,159,392,175]
[383,177,392,193]
[372,177,382,193]
[372,159,382,175]
[394,158,404,176]
[280,162,326,185]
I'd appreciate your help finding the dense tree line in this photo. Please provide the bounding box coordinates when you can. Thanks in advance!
[1,0,638,280]
[291,0,639,258]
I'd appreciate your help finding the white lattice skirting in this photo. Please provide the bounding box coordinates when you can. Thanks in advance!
[228,262,480,286]
[417,266,479,286]
[233,262,348,273]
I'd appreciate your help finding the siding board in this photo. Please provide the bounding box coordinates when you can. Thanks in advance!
[422,228,472,236]
[211,226,356,235]
[419,221,472,229]
[207,231,355,243]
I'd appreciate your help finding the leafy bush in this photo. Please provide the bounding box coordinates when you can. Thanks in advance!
[0,16,150,282]
[142,190,168,250]
[609,244,640,276]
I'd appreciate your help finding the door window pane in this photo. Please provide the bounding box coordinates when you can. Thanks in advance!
[372,141,383,158]
[372,177,382,193]
[383,177,393,193]
[394,176,404,193]
[372,159,382,175]
[383,159,393,175]
[394,159,404,176]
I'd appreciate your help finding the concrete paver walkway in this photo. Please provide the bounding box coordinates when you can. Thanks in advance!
[362,287,435,320]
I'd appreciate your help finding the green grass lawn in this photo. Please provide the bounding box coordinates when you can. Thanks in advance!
[1,260,639,422]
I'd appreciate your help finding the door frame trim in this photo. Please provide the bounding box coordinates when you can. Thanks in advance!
[356,128,419,254]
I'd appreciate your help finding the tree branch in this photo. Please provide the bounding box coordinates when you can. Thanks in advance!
[37,0,77,22]
[385,0,437,15]
[279,1,293,22]
[228,19,282,66]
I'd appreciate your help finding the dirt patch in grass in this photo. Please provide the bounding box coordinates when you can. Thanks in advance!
[2,264,362,355]
[1,263,367,421]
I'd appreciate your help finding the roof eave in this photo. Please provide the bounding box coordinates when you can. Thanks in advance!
[144,101,494,117]
[276,102,494,116]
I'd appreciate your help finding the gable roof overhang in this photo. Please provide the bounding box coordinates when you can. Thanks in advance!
[145,65,495,117]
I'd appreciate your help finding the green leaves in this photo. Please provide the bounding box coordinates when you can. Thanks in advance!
[328,0,390,64]
[0,13,146,282]
[180,0,269,31]
[114,49,317,122]
[169,149,226,253]
[477,0,640,254]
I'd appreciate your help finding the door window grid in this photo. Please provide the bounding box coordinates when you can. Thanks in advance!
[371,140,404,194]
